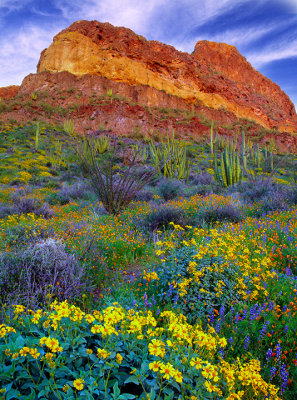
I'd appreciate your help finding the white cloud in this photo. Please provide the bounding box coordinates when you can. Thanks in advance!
[247,39,297,67]
[0,24,59,86]
[0,0,296,88]
[51,0,256,37]
[173,24,279,53]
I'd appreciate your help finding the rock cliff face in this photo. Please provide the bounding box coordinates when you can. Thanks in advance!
[35,20,297,133]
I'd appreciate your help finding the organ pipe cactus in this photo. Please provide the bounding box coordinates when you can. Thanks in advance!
[214,147,242,187]
[149,133,191,180]
[241,131,247,171]
[35,122,40,151]
[210,121,214,155]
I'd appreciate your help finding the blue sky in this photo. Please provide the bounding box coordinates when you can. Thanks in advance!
[0,0,296,109]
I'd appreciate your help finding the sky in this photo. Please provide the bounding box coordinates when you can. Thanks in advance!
[0,0,297,109]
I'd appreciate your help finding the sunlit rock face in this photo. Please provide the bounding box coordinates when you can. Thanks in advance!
[33,20,296,132]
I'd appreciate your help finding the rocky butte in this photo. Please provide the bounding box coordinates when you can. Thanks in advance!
[31,20,297,131]
[2,20,297,150]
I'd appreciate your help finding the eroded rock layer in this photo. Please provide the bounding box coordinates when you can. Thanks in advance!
[35,20,297,132]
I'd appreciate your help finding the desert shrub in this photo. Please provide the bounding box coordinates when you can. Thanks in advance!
[287,184,297,205]
[191,183,223,196]
[59,181,93,201]
[0,238,89,308]
[0,203,14,219]
[189,172,214,185]
[193,205,244,226]
[11,187,32,201]
[157,178,185,201]
[133,187,154,202]
[3,223,55,249]
[235,178,287,203]
[142,206,187,232]
[13,197,53,218]
[45,192,70,205]
[149,246,245,323]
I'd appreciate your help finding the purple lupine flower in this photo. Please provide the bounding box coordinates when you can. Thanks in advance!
[229,337,233,344]
[266,349,273,360]
[259,320,270,341]
[214,321,221,333]
[280,364,289,393]
[270,366,277,379]
[244,335,250,351]
[219,348,224,359]
[242,309,247,321]
[143,293,148,307]
[284,325,289,334]
[209,309,214,325]
[219,305,225,318]
[276,343,281,360]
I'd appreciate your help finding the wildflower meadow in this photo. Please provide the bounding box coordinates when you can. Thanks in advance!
[0,121,297,399]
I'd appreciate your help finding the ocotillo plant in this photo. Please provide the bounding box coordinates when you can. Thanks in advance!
[63,120,158,215]
[214,147,242,187]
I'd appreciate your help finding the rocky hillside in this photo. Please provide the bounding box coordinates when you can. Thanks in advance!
[35,20,297,132]
[0,20,297,151]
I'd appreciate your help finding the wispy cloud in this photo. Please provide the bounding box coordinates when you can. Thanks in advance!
[173,23,280,53]
[247,39,297,67]
[0,0,296,95]
[0,0,32,12]
[0,24,59,86]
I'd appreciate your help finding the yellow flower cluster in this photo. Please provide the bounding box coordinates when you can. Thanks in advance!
[15,347,40,359]
[1,300,281,400]
[148,339,166,357]
[97,348,111,359]
[220,359,280,399]
[143,270,159,281]
[73,378,84,391]
[39,337,63,353]
[155,224,276,303]
[149,361,183,383]
[0,324,16,338]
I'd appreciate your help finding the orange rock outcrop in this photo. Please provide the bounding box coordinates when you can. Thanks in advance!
[0,85,19,99]
[35,20,297,133]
